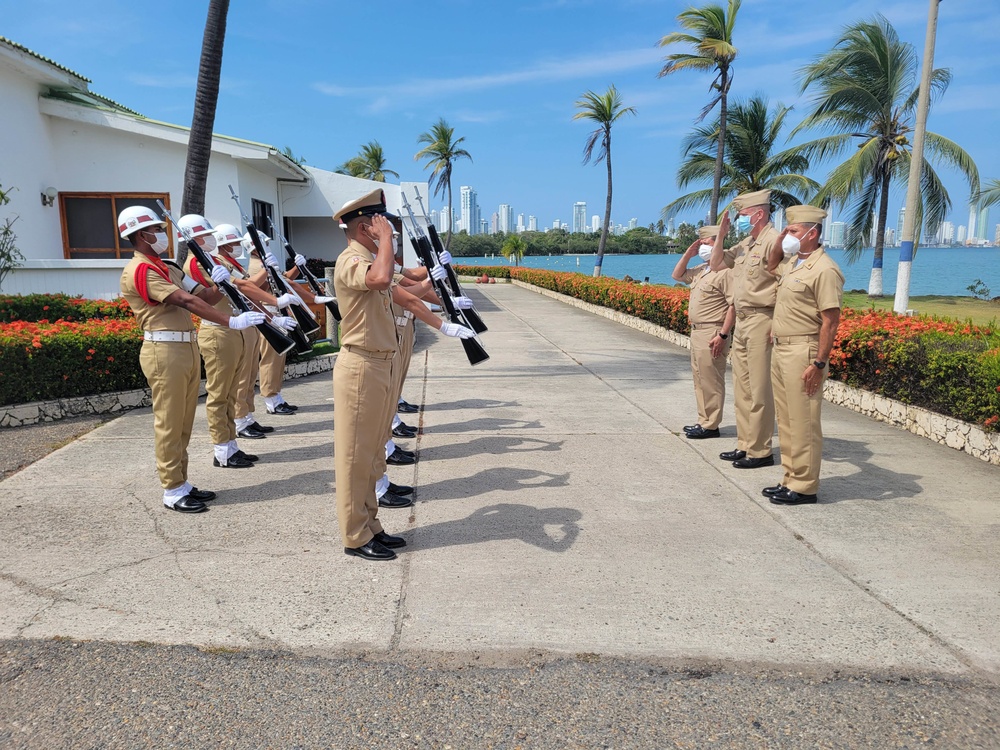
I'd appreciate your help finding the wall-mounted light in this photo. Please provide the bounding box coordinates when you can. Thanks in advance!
[41,187,58,207]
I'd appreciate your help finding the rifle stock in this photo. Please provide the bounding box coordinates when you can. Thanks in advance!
[420,200,487,334]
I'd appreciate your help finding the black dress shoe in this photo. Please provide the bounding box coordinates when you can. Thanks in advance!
[344,539,396,561]
[396,447,416,458]
[237,427,267,440]
[378,491,413,508]
[374,530,407,548]
[397,400,419,414]
[761,484,785,498]
[284,402,299,411]
[392,426,417,439]
[686,426,721,439]
[387,448,416,466]
[168,497,208,513]
[733,455,775,469]
[187,487,216,502]
[267,403,296,416]
[769,488,818,505]
[232,450,258,463]
[683,424,701,433]
[720,449,747,462]
[388,482,413,496]
[213,454,255,468]
[249,421,274,433]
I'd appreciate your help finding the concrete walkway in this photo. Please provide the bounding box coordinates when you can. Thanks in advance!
[1,282,998,745]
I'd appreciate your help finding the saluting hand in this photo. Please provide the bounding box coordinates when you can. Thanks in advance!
[367,214,394,249]
[719,210,731,234]
[685,239,701,256]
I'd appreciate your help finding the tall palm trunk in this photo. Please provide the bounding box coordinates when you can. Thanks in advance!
[180,0,230,263]
[709,68,729,224]
[869,171,892,297]
[595,129,613,278]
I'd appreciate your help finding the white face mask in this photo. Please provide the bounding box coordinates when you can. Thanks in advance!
[394,263,402,273]
[391,235,399,255]
[197,234,218,253]
[697,243,713,261]
[145,230,169,253]
[781,234,800,257]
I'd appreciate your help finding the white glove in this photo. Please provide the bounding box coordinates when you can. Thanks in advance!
[314,295,336,304]
[438,250,453,265]
[453,296,474,310]
[294,253,307,267]
[441,322,475,339]
[229,311,265,330]
[263,252,280,269]
[276,293,303,307]
[271,315,297,331]
[210,265,231,285]
[430,264,447,281]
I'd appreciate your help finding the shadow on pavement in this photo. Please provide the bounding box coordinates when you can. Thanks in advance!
[417,436,564,462]
[430,417,543,433]
[213,469,333,504]
[411,502,582,552]
[817,437,924,503]
[246,442,334,464]
[423,398,522,411]
[417,467,570,501]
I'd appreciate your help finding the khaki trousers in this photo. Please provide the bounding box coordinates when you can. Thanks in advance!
[398,321,415,386]
[731,309,775,457]
[234,327,261,420]
[198,325,244,444]
[258,331,287,399]
[689,326,730,430]
[139,339,200,490]
[334,348,392,547]
[771,339,825,494]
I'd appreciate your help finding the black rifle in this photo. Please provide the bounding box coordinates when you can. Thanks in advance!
[156,201,295,356]
[228,187,317,355]
[401,209,489,366]
[269,218,341,322]
[410,188,487,334]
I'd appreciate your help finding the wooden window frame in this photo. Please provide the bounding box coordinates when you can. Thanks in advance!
[59,192,173,260]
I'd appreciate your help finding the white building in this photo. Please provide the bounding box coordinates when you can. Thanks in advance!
[528,215,538,232]
[957,225,968,244]
[572,202,586,234]
[591,215,600,232]
[516,213,525,233]
[829,221,846,248]
[460,186,480,236]
[0,36,427,299]
[498,203,512,234]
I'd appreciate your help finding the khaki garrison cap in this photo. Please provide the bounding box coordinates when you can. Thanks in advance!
[698,225,721,240]
[732,189,771,210]
[333,188,394,223]
[785,205,828,225]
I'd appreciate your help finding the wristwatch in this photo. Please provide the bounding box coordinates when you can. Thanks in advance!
[813,360,827,369]
[718,332,729,340]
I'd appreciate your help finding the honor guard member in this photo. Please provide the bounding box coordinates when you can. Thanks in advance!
[763,205,844,505]
[710,189,781,468]
[117,206,264,512]
[672,225,734,439]
[333,189,407,561]
[180,216,295,468]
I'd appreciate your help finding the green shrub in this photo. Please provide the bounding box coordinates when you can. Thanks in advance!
[0,293,133,323]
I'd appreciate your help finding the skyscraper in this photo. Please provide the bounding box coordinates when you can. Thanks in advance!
[897,206,906,238]
[628,217,638,231]
[516,213,525,233]
[957,225,968,243]
[591,215,600,232]
[968,205,978,242]
[499,203,513,234]
[977,207,990,243]
[528,215,538,232]
[573,202,587,234]
[829,221,846,248]
[440,205,451,233]
[490,212,499,235]
[460,186,480,236]
[429,209,439,228]
[480,218,488,235]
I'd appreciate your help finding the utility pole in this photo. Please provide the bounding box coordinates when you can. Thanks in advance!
[893,0,941,314]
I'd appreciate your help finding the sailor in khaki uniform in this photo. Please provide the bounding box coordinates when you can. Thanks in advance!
[672,225,734,439]
[710,189,782,469]
[116,206,263,513]
[763,205,844,505]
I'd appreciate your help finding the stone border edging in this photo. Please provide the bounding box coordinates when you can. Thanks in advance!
[511,279,1000,466]
[0,353,337,428]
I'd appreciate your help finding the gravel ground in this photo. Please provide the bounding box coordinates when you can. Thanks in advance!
[0,415,110,481]
[1,640,997,750]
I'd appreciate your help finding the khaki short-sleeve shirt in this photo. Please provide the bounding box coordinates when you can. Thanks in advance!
[772,247,845,337]
[120,255,196,332]
[333,240,397,353]
[725,223,781,310]
[682,263,733,325]
[185,256,234,317]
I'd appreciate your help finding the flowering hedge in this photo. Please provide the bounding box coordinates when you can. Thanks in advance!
[0,318,145,406]
[0,293,133,323]
[453,264,512,279]
[498,268,1000,432]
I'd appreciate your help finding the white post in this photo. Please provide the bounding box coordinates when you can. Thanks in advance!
[893,0,940,315]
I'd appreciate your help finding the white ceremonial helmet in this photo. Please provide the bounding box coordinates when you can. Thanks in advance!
[241,229,270,254]
[213,223,243,249]
[176,213,215,242]
[117,205,165,239]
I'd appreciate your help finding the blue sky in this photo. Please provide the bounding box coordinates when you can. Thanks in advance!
[5,0,998,234]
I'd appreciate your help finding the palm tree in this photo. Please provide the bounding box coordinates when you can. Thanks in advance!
[663,96,818,219]
[573,85,636,277]
[181,0,230,245]
[658,0,740,224]
[336,140,398,182]
[415,119,472,251]
[790,15,978,296]
[501,235,527,266]
[979,179,1000,209]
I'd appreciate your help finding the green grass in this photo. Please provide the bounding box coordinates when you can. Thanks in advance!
[288,341,339,361]
[843,293,1000,326]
